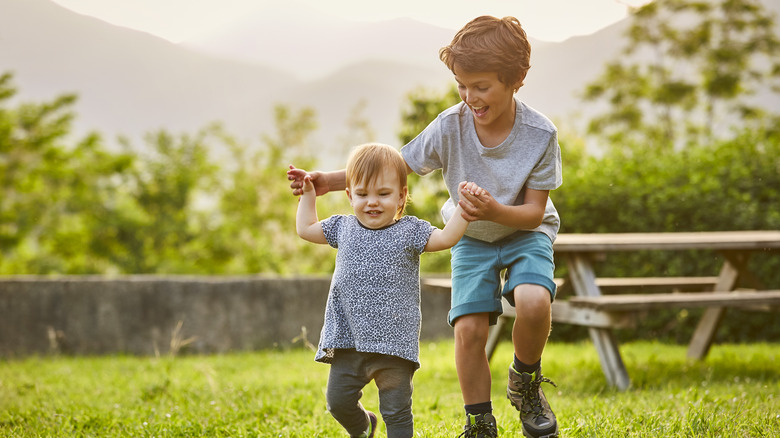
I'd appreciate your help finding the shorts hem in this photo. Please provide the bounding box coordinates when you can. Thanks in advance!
[448,301,503,327]
[502,273,557,306]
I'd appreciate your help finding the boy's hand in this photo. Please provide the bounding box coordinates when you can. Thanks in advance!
[458,181,496,222]
[287,165,328,196]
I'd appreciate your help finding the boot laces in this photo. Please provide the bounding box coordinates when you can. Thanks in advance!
[511,373,557,420]
[458,416,497,437]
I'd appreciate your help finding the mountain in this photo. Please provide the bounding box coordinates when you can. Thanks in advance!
[3,0,779,164]
[177,0,626,131]
[182,2,457,81]
[1,0,303,145]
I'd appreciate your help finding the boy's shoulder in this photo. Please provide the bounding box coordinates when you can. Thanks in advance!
[517,100,557,135]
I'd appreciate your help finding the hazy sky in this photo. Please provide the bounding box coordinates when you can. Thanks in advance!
[51,0,651,43]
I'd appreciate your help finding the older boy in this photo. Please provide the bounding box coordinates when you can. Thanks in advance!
[288,16,562,438]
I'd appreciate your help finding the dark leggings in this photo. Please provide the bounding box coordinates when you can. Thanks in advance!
[326,349,416,438]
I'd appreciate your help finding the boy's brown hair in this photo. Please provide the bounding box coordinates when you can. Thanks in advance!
[346,143,408,219]
[439,15,531,89]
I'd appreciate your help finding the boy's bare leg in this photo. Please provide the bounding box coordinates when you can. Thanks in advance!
[453,313,492,404]
[509,284,558,438]
[512,284,552,362]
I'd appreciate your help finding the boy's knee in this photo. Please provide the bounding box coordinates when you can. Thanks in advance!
[453,313,490,345]
[514,285,552,315]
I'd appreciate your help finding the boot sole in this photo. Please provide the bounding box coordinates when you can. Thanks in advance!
[522,424,559,438]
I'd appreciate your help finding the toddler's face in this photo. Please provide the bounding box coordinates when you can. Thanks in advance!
[346,167,407,229]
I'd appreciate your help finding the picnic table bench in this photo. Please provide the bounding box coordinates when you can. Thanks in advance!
[423,230,780,390]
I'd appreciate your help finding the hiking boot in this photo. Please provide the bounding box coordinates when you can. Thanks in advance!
[355,411,377,438]
[507,366,559,438]
[458,412,498,438]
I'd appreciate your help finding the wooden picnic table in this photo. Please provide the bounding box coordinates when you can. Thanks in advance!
[424,230,780,390]
[553,230,780,390]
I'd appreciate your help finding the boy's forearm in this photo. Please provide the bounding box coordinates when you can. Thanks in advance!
[491,203,545,229]
[324,169,347,192]
[483,188,548,230]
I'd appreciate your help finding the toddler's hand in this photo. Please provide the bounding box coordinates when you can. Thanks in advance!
[460,181,485,197]
[458,181,493,222]
[301,175,315,194]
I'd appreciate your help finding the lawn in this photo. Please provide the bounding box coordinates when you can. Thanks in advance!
[1,340,778,437]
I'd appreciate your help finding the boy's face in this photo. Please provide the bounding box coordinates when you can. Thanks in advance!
[454,67,519,137]
[346,167,407,230]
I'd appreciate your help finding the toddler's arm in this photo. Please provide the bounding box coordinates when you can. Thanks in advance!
[424,182,481,252]
[295,176,327,244]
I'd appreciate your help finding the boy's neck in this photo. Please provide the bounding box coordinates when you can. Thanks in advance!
[474,99,516,148]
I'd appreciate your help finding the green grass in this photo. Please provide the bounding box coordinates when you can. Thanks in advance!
[1,340,778,437]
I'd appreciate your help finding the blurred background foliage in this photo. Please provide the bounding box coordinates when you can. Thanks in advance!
[1,0,779,342]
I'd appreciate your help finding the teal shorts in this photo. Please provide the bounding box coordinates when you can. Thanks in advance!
[448,231,556,326]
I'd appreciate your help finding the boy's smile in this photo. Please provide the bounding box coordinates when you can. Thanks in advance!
[471,105,488,117]
[346,167,407,229]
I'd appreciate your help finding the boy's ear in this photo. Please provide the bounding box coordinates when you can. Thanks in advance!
[345,187,353,203]
[511,76,524,93]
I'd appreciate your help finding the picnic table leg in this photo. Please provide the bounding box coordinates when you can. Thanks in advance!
[588,327,631,390]
[688,251,764,360]
[687,253,752,360]
[566,254,631,390]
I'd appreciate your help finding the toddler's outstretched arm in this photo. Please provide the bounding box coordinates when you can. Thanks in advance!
[295,176,327,244]
[424,182,481,252]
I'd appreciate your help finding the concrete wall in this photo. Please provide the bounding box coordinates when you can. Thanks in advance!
[0,276,453,358]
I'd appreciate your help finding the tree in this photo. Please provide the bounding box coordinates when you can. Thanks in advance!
[216,104,343,274]
[338,99,376,151]
[105,127,221,273]
[0,72,134,274]
[583,0,780,151]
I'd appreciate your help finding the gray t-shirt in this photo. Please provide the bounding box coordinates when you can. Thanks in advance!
[401,99,562,243]
[316,214,435,368]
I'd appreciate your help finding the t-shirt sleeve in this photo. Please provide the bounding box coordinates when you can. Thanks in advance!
[409,217,436,254]
[320,215,346,248]
[401,117,444,176]
[526,130,563,191]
